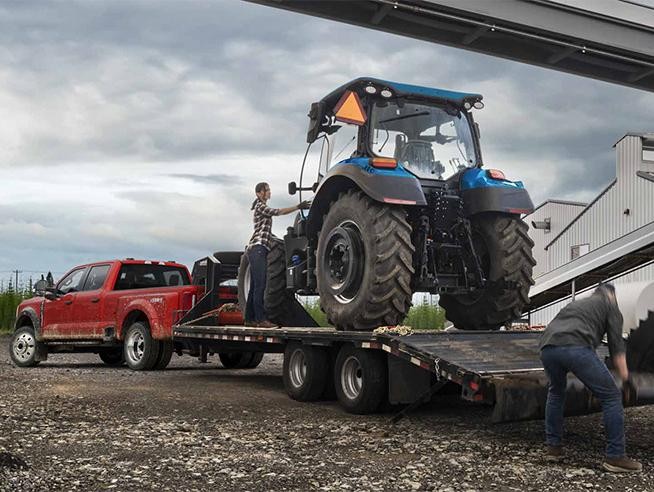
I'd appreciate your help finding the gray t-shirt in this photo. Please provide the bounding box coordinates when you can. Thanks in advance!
[539,292,625,356]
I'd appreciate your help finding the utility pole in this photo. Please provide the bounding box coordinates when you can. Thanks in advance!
[13,270,22,294]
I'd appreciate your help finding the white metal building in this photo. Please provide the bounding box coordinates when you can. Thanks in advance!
[526,132,654,324]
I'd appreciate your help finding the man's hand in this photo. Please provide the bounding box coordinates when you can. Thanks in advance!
[298,200,312,210]
[613,353,629,382]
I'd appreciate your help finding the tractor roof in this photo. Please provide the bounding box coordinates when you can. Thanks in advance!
[319,77,483,107]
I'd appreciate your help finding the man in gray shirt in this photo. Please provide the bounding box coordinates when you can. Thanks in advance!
[539,283,641,472]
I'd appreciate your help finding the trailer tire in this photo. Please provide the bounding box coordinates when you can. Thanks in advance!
[439,213,535,330]
[219,351,259,369]
[283,343,329,401]
[317,190,414,331]
[237,240,296,326]
[123,322,161,371]
[334,345,387,414]
[98,348,124,367]
[154,341,174,370]
[9,326,41,368]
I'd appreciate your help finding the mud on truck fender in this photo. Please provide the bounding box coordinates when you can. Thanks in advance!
[14,307,41,339]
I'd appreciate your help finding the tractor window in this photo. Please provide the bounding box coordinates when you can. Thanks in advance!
[370,101,477,180]
[327,123,359,166]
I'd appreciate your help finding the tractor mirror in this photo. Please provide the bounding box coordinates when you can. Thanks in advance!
[288,181,298,195]
[311,182,319,193]
[306,101,325,143]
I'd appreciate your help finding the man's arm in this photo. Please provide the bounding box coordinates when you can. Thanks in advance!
[613,352,629,382]
[606,299,628,381]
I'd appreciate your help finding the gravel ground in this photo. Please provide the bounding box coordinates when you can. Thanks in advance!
[1,335,654,491]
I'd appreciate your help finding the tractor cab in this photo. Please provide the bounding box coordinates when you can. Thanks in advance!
[307,77,484,182]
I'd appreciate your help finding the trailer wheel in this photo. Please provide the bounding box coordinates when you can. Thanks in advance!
[123,322,161,371]
[219,351,261,369]
[283,343,329,401]
[439,213,535,330]
[237,240,296,325]
[334,345,387,414]
[9,326,41,368]
[154,341,174,370]
[317,190,414,331]
[98,348,124,367]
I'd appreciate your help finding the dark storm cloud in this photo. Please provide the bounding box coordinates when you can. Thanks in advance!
[1,0,653,274]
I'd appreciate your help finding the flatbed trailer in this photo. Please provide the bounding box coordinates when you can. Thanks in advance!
[172,323,630,422]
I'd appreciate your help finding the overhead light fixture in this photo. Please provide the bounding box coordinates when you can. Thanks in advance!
[381,88,393,98]
[364,85,377,94]
[474,101,484,109]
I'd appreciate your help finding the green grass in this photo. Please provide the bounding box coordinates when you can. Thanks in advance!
[301,298,445,330]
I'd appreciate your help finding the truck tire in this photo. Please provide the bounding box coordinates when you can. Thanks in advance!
[219,351,260,369]
[237,239,296,326]
[123,322,161,371]
[439,213,535,330]
[283,343,329,401]
[317,189,414,331]
[9,326,41,368]
[154,341,174,370]
[98,348,124,367]
[334,345,387,414]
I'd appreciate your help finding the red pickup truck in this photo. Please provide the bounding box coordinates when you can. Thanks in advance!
[11,259,200,371]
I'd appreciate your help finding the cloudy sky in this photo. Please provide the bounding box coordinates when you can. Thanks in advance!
[1,0,653,286]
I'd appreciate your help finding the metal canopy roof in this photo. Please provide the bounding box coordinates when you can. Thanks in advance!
[528,220,654,312]
[244,0,654,93]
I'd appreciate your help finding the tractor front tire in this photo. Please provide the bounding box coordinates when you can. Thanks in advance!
[237,240,296,326]
[439,213,535,330]
[317,190,414,331]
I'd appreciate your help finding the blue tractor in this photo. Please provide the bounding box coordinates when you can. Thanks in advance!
[239,77,535,331]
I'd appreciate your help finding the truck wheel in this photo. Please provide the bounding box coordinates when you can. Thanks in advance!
[439,213,535,330]
[237,239,296,326]
[317,189,414,331]
[154,341,174,370]
[334,345,387,414]
[98,348,124,366]
[283,343,329,401]
[219,351,255,369]
[123,322,161,371]
[245,352,264,369]
[10,326,41,368]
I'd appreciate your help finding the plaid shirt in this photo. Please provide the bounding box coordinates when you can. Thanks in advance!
[248,198,280,250]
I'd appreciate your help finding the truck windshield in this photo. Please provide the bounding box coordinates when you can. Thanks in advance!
[114,264,190,290]
[370,100,477,180]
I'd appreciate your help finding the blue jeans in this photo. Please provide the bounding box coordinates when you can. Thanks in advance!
[245,245,268,323]
[540,345,625,458]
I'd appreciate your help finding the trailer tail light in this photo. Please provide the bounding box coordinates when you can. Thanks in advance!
[371,157,397,169]
[468,381,480,392]
[487,169,506,180]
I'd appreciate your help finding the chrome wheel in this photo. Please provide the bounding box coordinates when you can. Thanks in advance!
[12,332,35,363]
[340,355,363,400]
[125,330,145,364]
[288,348,307,389]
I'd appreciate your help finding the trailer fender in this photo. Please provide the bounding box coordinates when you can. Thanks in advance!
[307,161,426,238]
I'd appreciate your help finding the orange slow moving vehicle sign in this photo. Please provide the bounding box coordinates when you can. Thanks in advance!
[333,90,367,125]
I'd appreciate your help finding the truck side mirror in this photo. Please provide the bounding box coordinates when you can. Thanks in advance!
[288,181,298,195]
[33,279,47,296]
[44,291,58,301]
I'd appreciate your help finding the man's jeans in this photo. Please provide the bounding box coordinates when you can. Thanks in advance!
[540,345,625,458]
[245,245,268,323]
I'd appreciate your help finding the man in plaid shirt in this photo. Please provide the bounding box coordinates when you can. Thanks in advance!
[246,182,309,327]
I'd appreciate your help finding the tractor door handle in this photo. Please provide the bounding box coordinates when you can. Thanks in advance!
[64,300,73,305]
[91,298,100,303]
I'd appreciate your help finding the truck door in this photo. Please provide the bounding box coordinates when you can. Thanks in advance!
[71,264,112,338]
[41,267,88,339]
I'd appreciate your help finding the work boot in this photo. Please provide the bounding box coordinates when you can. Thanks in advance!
[544,445,563,462]
[602,456,642,473]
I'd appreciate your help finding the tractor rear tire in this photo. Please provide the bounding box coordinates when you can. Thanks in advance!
[317,190,414,331]
[439,213,535,330]
[237,239,296,326]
